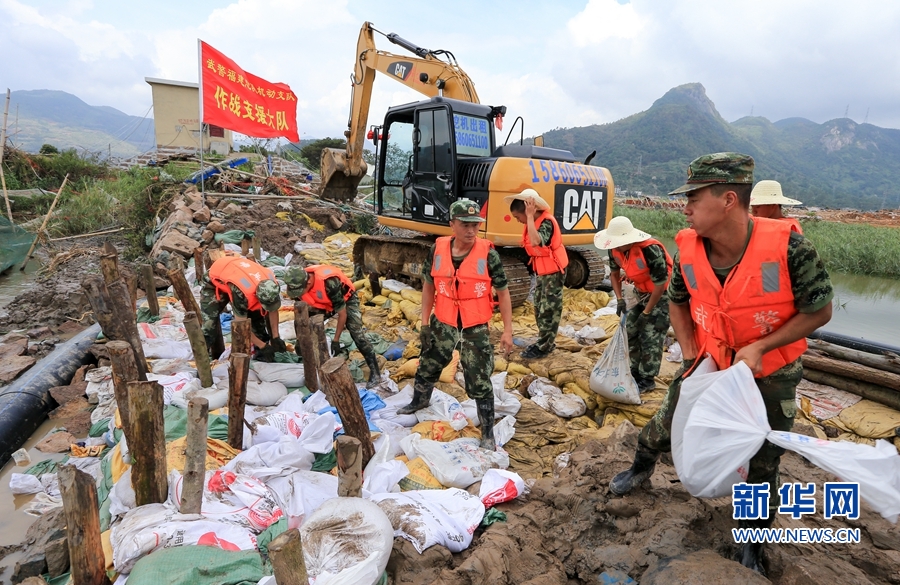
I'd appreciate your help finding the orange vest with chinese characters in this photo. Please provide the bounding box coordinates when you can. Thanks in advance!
[675,218,807,378]
[431,237,495,328]
[523,211,568,275]
[208,256,275,314]
[611,239,673,294]
[301,265,355,312]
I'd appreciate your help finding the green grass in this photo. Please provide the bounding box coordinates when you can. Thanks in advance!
[613,204,900,279]
[613,204,688,239]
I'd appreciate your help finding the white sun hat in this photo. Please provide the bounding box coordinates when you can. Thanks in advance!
[750,180,802,206]
[593,216,651,250]
[503,188,550,211]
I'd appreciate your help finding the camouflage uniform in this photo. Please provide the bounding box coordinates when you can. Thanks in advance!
[608,243,670,385]
[200,274,272,352]
[532,219,565,354]
[305,276,377,363]
[640,225,833,517]
[418,243,509,400]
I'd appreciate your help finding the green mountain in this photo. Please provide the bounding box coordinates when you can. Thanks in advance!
[542,83,900,211]
[6,90,155,158]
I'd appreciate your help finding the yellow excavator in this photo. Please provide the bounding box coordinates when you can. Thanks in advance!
[320,22,615,305]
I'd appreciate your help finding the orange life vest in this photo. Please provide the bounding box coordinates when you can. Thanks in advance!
[208,256,275,314]
[431,237,495,328]
[301,265,355,312]
[782,217,803,234]
[523,211,568,275]
[611,239,673,294]
[675,218,807,378]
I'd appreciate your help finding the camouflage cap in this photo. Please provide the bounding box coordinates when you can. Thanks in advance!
[255,279,282,313]
[283,266,309,299]
[449,199,486,223]
[669,152,755,195]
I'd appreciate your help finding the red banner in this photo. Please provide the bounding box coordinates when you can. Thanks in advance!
[200,41,299,142]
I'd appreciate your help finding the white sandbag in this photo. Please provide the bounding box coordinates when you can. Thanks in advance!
[549,393,586,418]
[111,503,258,574]
[674,361,900,522]
[251,410,338,453]
[300,497,394,585]
[250,362,306,388]
[362,460,409,496]
[170,381,228,411]
[479,469,525,507]
[142,338,193,360]
[24,492,63,516]
[494,415,516,448]
[246,380,288,406]
[589,314,640,405]
[169,469,283,532]
[109,468,137,521]
[223,436,316,481]
[370,385,419,428]
[150,358,196,376]
[372,419,412,459]
[147,372,198,405]
[526,377,561,411]
[416,388,468,431]
[264,470,338,529]
[9,473,43,495]
[372,488,485,553]
[400,433,509,489]
[461,373,521,425]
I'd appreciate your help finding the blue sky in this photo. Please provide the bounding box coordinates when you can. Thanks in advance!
[1,0,899,143]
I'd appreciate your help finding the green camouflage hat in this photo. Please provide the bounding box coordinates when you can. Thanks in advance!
[449,199,486,223]
[255,279,282,313]
[669,152,755,195]
[283,266,309,299]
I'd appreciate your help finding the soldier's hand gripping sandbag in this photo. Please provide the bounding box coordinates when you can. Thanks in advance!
[270,337,287,354]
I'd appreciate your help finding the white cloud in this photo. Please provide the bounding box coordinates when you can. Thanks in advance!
[567,0,645,47]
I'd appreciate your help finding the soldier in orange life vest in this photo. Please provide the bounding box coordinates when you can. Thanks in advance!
[608,153,833,576]
[593,216,673,393]
[283,264,382,388]
[200,256,285,361]
[396,199,514,451]
[505,188,568,359]
[750,180,803,233]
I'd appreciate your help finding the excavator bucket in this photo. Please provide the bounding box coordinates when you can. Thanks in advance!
[319,147,367,202]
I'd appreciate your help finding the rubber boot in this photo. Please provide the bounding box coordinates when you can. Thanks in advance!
[476,398,495,451]
[609,443,660,495]
[396,376,433,415]
[364,354,382,389]
[737,519,770,576]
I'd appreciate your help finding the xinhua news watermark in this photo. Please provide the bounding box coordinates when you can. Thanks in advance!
[731,482,861,544]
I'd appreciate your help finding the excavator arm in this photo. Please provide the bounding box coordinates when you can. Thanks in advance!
[320,22,480,201]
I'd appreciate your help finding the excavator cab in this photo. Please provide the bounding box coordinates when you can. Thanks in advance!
[376,97,497,225]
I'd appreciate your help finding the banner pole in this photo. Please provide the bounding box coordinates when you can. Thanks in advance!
[198,39,206,208]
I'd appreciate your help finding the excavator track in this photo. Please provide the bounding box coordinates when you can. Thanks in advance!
[564,245,608,290]
[498,254,532,308]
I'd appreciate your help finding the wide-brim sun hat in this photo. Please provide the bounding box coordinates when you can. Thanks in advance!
[750,180,802,206]
[503,188,550,211]
[593,216,651,250]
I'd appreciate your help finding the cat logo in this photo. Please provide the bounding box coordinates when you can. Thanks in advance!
[554,185,607,233]
[388,61,413,81]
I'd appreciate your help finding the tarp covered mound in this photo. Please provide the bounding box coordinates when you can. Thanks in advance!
[0,216,35,273]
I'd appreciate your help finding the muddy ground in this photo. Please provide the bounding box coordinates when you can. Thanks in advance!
[2,193,900,584]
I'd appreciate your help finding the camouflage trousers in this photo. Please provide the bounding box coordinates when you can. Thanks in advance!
[199,281,270,354]
[416,313,494,400]
[639,357,802,517]
[626,295,670,382]
[534,271,565,352]
[308,292,377,363]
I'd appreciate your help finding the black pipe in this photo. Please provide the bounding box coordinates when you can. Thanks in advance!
[808,328,900,357]
[0,323,99,466]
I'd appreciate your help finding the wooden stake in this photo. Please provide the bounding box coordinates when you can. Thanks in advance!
[142,264,159,317]
[241,237,250,257]
[231,317,252,357]
[293,301,319,394]
[312,314,330,363]
[0,88,12,224]
[59,465,111,585]
[126,380,167,505]
[99,241,119,285]
[168,266,202,317]
[336,435,363,497]
[20,174,68,271]
[183,311,214,388]
[227,352,250,450]
[82,277,148,380]
[181,397,209,515]
[252,235,261,262]
[269,529,309,585]
[107,278,149,380]
[126,270,138,311]
[107,340,139,437]
[193,247,205,282]
[320,357,375,466]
